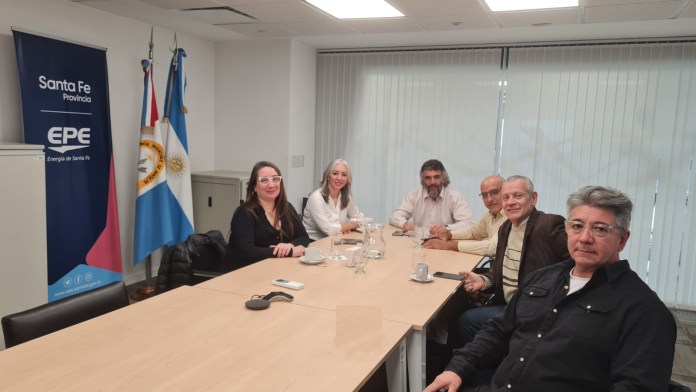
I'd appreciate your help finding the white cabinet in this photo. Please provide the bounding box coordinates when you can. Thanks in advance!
[0,144,48,350]
[191,171,250,237]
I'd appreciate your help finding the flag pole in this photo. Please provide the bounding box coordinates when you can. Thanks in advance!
[131,27,159,301]
[131,254,156,301]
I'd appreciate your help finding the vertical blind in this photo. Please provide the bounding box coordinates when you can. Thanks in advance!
[315,42,696,307]
[316,49,503,222]
[502,43,696,307]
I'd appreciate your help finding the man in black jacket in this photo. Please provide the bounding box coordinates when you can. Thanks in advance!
[426,186,676,392]
[448,175,569,349]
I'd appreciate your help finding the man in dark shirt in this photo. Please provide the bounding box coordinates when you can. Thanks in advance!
[425,186,676,392]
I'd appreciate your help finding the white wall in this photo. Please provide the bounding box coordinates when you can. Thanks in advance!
[288,40,318,206]
[0,0,216,283]
[214,39,316,209]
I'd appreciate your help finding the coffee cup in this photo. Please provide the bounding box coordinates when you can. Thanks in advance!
[304,247,322,261]
[415,262,429,281]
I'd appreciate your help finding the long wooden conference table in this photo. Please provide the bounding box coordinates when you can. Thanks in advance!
[0,224,481,391]
[199,225,481,391]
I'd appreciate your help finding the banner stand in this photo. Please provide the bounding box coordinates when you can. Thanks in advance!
[13,29,123,301]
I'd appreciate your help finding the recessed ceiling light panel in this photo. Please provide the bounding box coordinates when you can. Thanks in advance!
[304,0,404,19]
[484,0,578,12]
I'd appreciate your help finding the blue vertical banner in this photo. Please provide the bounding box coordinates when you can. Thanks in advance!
[13,30,123,301]
[162,48,194,246]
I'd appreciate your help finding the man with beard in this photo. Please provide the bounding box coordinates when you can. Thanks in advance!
[390,159,474,232]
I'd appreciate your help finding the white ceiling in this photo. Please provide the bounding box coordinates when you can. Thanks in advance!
[72,0,696,48]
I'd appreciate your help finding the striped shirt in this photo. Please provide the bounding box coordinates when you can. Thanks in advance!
[502,221,526,303]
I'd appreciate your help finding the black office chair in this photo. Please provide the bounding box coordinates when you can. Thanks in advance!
[1,281,129,348]
[670,379,692,392]
[301,196,309,218]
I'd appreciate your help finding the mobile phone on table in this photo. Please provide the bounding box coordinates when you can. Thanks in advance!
[433,271,464,281]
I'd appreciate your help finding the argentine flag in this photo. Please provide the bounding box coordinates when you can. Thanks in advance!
[134,58,177,265]
[162,48,194,244]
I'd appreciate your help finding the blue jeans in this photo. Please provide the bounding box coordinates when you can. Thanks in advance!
[448,304,505,350]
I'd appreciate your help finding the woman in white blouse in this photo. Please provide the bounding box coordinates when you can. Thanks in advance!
[302,159,364,240]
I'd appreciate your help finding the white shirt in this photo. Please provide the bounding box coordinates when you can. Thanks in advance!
[389,186,474,231]
[302,188,363,240]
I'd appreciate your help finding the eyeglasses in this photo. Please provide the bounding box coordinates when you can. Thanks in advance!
[479,188,501,199]
[566,220,623,238]
[258,176,282,186]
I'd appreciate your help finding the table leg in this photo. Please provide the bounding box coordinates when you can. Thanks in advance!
[407,328,427,391]
[386,340,407,391]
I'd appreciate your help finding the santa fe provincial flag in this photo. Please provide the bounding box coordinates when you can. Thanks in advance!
[162,48,194,244]
[134,58,176,265]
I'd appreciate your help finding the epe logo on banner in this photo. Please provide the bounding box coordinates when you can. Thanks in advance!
[47,127,90,153]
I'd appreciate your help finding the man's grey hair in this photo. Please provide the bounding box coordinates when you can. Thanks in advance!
[504,175,535,195]
[420,159,450,187]
[566,186,633,230]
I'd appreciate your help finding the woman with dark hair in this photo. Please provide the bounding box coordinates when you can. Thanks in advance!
[302,159,363,240]
[224,161,310,271]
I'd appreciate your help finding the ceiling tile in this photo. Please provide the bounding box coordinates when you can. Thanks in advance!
[416,15,500,31]
[233,2,332,23]
[493,8,581,27]
[585,1,686,22]
[216,22,298,37]
[180,7,255,23]
[584,0,683,5]
[278,21,360,35]
[389,0,490,17]
[682,0,696,17]
[215,0,297,5]
[140,0,222,10]
[338,18,426,34]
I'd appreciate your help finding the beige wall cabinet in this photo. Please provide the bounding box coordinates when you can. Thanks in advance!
[0,144,48,350]
[191,171,250,238]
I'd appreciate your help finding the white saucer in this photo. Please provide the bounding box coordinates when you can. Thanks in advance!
[299,256,326,265]
[410,273,433,283]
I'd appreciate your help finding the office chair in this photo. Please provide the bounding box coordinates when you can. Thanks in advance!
[301,196,309,218]
[1,281,129,348]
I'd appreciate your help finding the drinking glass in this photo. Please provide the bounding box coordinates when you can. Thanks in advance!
[412,252,426,275]
[328,224,342,260]
[410,228,422,249]
[419,226,430,244]
[354,249,366,274]
[411,226,429,250]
